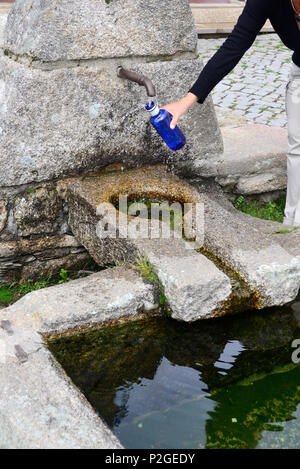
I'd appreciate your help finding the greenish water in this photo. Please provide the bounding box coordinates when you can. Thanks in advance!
[116,197,185,233]
[48,302,300,449]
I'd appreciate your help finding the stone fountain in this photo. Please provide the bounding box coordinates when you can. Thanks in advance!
[0,0,224,283]
[0,0,299,316]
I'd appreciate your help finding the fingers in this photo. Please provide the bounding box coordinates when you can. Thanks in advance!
[170,115,178,130]
[161,102,181,129]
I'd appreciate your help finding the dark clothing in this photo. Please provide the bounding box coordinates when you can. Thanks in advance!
[189,0,300,103]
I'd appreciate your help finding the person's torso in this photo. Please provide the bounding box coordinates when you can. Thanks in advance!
[269,0,300,50]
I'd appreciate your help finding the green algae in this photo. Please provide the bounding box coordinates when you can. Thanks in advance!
[198,245,260,315]
[206,366,300,449]
[133,252,166,307]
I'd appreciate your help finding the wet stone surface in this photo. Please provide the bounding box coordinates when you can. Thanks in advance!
[68,166,234,321]
[68,167,300,313]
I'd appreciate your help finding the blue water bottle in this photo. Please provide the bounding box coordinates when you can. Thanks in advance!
[145,101,186,151]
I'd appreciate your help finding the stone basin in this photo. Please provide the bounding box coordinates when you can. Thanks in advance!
[71,164,203,211]
[68,165,233,322]
[68,166,300,319]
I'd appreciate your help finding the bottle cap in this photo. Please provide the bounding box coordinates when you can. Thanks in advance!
[145,101,160,117]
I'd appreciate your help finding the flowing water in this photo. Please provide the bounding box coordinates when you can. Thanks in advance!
[48,300,300,449]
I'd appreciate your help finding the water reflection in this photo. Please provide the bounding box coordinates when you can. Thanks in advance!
[48,303,300,449]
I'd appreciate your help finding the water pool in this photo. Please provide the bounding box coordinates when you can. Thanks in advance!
[48,302,300,449]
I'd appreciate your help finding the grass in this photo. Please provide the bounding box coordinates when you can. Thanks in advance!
[233,195,286,223]
[0,268,77,307]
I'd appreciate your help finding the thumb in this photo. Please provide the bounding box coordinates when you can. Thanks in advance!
[170,115,178,130]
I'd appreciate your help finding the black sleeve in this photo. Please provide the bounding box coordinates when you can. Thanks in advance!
[189,0,271,103]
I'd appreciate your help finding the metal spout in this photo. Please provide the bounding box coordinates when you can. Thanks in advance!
[117,66,157,97]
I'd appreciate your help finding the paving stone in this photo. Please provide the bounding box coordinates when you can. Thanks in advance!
[197,33,290,128]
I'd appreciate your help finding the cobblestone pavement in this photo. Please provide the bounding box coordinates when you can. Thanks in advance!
[197,33,292,128]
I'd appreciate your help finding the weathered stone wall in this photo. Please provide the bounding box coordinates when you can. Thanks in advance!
[0,0,224,283]
[0,177,91,284]
[4,0,197,61]
[0,57,223,187]
[0,0,223,187]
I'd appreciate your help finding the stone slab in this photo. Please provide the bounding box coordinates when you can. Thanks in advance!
[4,0,197,61]
[0,323,122,449]
[5,266,158,335]
[0,56,223,187]
[215,124,288,194]
[198,187,300,307]
[135,237,232,321]
[0,265,160,448]
[223,208,300,260]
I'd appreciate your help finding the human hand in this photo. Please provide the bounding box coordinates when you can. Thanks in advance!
[161,92,198,129]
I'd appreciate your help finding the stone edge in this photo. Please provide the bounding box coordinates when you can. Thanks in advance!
[0,266,161,449]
